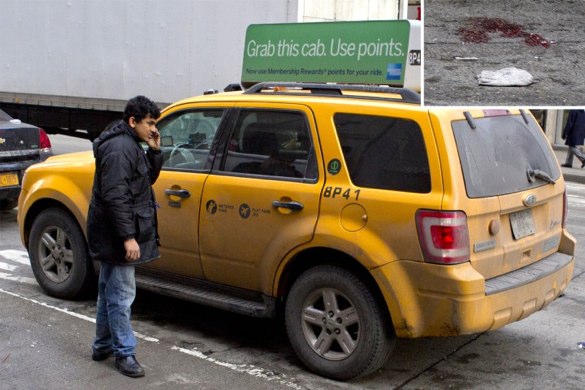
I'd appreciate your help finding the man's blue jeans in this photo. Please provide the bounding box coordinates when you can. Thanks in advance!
[92,263,137,357]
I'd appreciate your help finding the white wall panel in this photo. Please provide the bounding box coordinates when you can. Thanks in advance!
[0,0,298,103]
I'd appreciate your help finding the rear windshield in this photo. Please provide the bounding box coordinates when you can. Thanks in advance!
[452,113,561,198]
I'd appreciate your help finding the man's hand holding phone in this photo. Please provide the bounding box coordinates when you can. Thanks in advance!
[146,129,161,151]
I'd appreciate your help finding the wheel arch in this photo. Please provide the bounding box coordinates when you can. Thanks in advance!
[275,247,393,328]
[19,170,92,249]
[22,198,88,252]
[26,201,97,299]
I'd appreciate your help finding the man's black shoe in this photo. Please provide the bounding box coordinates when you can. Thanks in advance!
[115,356,145,378]
[92,349,112,361]
[581,160,585,168]
[561,163,572,168]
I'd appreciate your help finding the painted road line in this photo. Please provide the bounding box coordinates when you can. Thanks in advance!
[0,272,37,285]
[0,250,31,265]
[0,287,302,387]
[171,346,303,390]
[0,288,159,343]
[0,262,18,271]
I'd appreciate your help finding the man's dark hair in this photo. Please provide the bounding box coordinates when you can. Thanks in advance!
[123,95,161,123]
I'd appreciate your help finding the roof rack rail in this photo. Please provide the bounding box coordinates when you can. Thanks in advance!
[244,82,420,104]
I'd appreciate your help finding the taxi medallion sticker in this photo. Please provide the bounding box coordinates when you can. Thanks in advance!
[328,159,342,175]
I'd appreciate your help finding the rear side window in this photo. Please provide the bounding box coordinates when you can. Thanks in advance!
[334,113,430,193]
[452,114,561,198]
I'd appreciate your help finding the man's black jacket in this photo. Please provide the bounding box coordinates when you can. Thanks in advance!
[87,120,163,265]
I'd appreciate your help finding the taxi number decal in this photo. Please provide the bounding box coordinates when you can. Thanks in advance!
[408,50,421,66]
[323,186,360,201]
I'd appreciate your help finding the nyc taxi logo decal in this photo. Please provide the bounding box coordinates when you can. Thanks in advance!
[239,203,251,219]
[206,200,217,214]
[205,200,270,219]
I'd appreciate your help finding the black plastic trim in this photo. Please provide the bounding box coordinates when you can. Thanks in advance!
[484,252,572,296]
[135,268,276,318]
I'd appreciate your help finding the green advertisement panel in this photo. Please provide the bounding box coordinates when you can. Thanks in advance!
[241,20,412,87]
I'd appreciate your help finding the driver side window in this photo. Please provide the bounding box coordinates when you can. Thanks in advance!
[157,109,224,171]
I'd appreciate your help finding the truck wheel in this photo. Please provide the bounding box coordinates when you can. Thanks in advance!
[285,265,395,380]
[28,208,95,299]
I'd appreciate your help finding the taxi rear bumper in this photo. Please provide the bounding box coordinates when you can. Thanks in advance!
[371,230,576,338]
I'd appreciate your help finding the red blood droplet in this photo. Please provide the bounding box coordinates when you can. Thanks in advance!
[458,17,550,48]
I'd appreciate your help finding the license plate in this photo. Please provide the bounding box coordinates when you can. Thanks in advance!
[0,172,19,187]
[509,209,536,240]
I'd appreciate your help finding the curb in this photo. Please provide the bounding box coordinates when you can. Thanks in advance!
[563,171,585,185]
[553,145,585,184]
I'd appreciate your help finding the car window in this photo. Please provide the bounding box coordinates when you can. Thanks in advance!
[334,113,431,193]
[452,114,561,198]
[157,109,224,171]
[221,110,317,181]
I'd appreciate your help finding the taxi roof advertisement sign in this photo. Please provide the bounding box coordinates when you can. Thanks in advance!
[241,20,421,90]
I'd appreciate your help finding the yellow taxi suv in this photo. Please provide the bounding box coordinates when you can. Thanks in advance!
[18,83,575,380]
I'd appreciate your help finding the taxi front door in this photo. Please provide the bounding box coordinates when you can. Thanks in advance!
[198,105,322,294]
[140,106,228,279]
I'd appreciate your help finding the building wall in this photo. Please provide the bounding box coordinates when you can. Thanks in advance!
[298,0,400,22]
[538,109,574,147]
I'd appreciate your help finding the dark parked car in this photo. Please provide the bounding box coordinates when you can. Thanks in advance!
[0,109,52,210]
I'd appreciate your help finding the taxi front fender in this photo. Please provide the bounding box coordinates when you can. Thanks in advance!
[19,174,91,246]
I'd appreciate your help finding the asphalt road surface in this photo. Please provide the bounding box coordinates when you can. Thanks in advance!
[424,0,585,106]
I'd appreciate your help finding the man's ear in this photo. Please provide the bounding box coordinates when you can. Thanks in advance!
[128,116,136,128]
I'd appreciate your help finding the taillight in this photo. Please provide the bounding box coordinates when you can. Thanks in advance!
[415,210,470,264]
[39,128,52,150]
[562,190,568,228]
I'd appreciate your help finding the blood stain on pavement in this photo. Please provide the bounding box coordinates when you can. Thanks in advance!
[458,17,551,48]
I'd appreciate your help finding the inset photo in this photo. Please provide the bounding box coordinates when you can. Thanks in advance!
[424,0,585,106]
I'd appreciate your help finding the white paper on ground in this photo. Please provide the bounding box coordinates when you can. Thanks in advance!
[477,67,534,86]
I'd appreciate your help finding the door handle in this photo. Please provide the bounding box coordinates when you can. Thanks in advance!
[272,200,304,211]
[164,189,191,199]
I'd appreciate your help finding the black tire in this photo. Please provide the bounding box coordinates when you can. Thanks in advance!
[0,198,18,211]
[285,265,395,380]
[28,207,95,299]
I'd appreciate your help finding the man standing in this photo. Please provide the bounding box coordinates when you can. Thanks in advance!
[561,109,585,168]
[87,96,162,377]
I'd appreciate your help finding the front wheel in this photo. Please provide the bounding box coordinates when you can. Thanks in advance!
[285,265,395,380]
[28,207,95,299]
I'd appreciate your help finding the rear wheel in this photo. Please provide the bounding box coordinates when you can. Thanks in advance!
[28,208,95,299]
[285,265,395,380]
